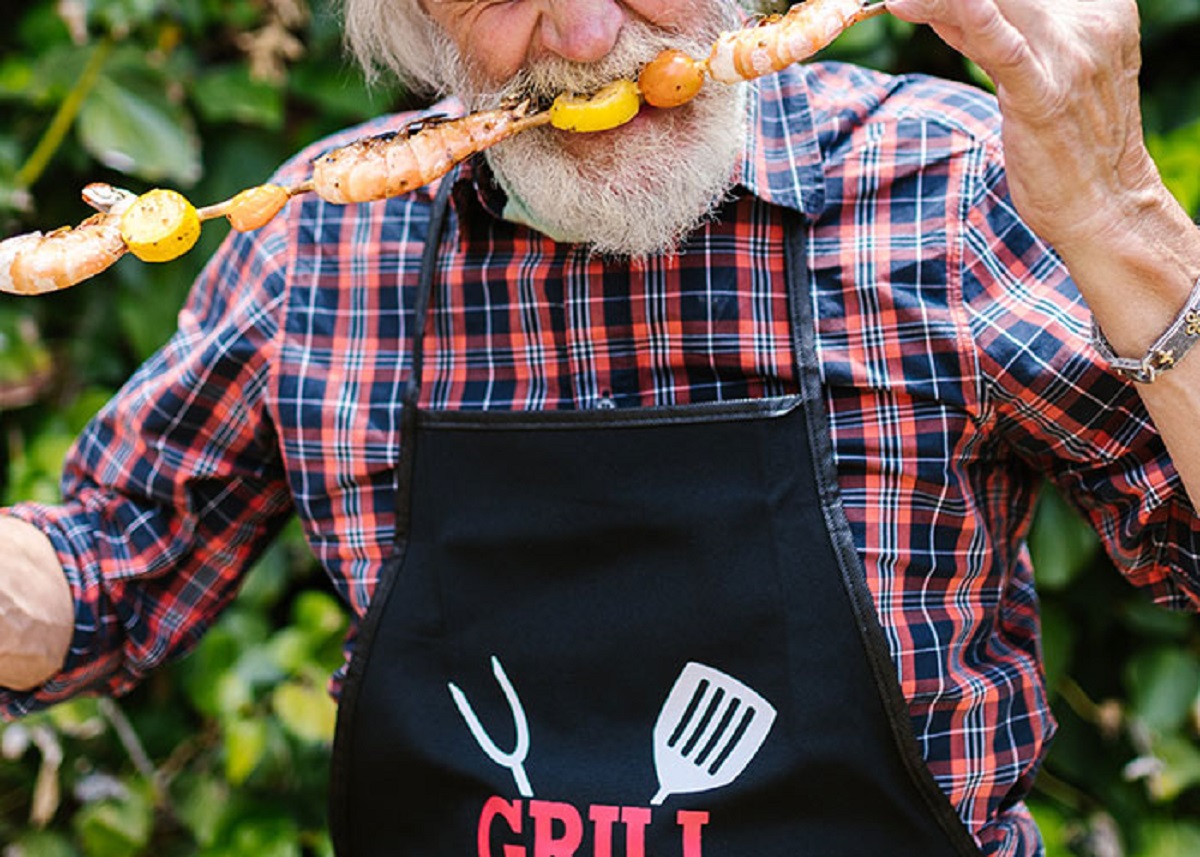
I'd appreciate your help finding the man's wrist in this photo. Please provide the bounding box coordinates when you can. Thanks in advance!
[1059,185,1200,358]
[1092,272,1200,383]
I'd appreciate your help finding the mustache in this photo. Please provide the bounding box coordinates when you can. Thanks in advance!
[462,13,737,109]
[503,35,678,102]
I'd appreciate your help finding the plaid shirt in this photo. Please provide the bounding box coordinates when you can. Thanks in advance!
[4,62,1199,856]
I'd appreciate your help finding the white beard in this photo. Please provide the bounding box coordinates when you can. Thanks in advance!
[437,12,749,258]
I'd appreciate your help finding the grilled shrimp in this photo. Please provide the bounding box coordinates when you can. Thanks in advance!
[706,0,886,84]
[0,3,891,297]
[311,102,552,205]
[0,184,136,295]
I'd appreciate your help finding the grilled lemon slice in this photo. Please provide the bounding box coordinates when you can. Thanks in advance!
[549,79,641,133]
[120,189,201,263]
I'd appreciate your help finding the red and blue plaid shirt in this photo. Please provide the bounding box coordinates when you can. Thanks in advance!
[4,62,1199,856]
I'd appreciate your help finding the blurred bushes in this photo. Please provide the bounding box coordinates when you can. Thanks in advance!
[0,1,1197,855]
[0,1,404,853]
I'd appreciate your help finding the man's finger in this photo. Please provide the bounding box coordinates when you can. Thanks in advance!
[886,0,1046,105]
[884,0,971,57]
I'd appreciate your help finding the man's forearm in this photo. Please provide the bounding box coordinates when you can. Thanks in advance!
[0,516,74,691]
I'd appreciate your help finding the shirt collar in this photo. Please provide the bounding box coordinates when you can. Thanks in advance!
[735,69,827,217]
[459,65,828,223]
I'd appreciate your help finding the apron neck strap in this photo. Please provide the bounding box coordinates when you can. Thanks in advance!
[405,172,459,411]
[780,207,812,396]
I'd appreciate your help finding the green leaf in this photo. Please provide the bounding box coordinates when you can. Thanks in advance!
[62,387,119,434]
[1030,487,1101,591]
[6,829,79,857]
[292,590,347,641]
[287,61,399,122]
[0,43,92,109]
[1119,597,1196,641]
[179,625,242,718]
[76,74,201,185]
[1038,600,1075,693]
[236,537,294,611]
[45,699,105,739]
[17,3,73,52]
[223,716,269,786]
[1147,119,1200,219]
[833,13,889,52]
[0,309,54,408]
[5,428,75,504]
[965,60,996,94]
[1138,0,1200,32]
[195,0,262,32]
[88,0,171,35]
[267,627,313,675]
[173,774,231,848]
[226,816,302,857]
[192,65,284,129]
[114,255,196,362]
[1125,647,1200,734]
[0,57,39,103]
[72,791,153,857]
[215,669,256,717]
[305,829,336,857]
[1136,820,1200,857]
[1143,734,1200,802]
[1026,800,1073,855]
[272,679,337,744]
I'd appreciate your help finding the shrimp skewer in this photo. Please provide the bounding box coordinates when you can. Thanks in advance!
[306,3,887,201]
[307,2,886,204]
[0,2,886,296]
[309,101,551,205]
[0,183,136,295]
[0,103,555,296]
[639,0,886,105]
[706,0,887,84]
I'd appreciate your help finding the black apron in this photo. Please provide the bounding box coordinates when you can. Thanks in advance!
[329,178,984,856]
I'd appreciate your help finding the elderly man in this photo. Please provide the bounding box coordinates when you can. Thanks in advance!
[2,0,1198,854]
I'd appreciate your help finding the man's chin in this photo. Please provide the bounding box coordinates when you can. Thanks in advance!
[483,73,747,257]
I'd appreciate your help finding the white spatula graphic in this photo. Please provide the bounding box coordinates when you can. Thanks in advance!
[650,662,777,806]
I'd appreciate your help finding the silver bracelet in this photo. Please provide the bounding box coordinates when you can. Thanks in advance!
[1091,274,1200,384]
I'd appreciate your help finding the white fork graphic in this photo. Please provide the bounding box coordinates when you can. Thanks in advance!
[448,655,534,797]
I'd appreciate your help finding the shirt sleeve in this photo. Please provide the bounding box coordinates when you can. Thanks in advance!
[0,215,296,718]
[960,137,1200,611]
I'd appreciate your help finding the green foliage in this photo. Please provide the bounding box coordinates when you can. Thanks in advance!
[0,1,1197,855]
[1,524,346,855]
[0,1,403,853]
[1022,492,1200,857]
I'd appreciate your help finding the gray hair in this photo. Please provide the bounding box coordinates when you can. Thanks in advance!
[341,0,459,95]
[340,0,764,96]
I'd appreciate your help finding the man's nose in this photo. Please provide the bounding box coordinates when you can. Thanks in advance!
[537,0,626,63]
